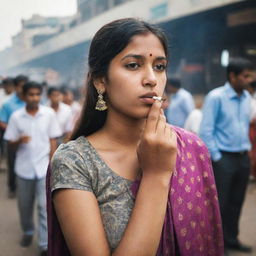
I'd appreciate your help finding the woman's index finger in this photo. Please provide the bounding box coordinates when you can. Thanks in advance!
[144,100,162,133]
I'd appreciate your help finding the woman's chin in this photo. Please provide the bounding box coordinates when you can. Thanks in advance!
[133,109,151,120]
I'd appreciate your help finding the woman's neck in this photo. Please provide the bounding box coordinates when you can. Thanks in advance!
[96,111,145,148]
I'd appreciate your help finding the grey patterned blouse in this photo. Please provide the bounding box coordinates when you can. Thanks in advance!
[50,136,135,251]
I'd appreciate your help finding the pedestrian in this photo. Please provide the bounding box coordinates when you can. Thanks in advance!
[61,87,82,133]
[165,78,195,128]
[0,74,28,198]
[4,81,62,256]
[47,87,73,143]
[0,77,15,107]
[47,18,224,256]
[184,95,204,135]
[199,57,254,254]
[248,79,256,179]
[0,78,15,170]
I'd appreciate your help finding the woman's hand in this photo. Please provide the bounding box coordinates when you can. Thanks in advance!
[114,99,177,255]
[137,99,177,181]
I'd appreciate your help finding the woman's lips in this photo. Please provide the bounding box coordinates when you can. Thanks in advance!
[139,95,166,104]
[140,97,155,104]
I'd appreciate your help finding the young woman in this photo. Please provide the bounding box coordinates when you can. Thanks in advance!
[47,18,224,256]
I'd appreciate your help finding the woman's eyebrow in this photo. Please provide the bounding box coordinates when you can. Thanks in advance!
[121,54,144,60]
[155,56,167,61]
[121,54,167,61]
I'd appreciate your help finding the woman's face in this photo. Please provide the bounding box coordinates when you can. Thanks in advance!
[103,32,167,120]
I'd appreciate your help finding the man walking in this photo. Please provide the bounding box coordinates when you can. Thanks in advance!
[4,81,61,255]
[199,58,254,253]
[47,87,73,143]
[165,77,194,127]
[0,75,28,198]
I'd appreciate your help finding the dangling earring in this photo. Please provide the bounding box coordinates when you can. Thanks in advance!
[95,89,107,111]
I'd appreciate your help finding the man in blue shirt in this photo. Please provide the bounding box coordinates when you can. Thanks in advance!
[0,75,28,198]
[165,78,194,127]
[199,58,254,254]
[0,78,15,171]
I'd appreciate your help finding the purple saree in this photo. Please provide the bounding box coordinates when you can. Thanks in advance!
[46,126,224,256]
[131,126,224,255]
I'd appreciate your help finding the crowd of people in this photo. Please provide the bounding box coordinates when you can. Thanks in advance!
[0,78,82,256]
[0,18,255,256]
[165,57,256,255]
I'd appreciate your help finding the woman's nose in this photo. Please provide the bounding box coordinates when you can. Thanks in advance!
[142,67,157,87]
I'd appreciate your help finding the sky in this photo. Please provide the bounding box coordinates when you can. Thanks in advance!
[0,0,77,51]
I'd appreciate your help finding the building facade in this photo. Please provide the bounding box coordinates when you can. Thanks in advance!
[0,0,255,92]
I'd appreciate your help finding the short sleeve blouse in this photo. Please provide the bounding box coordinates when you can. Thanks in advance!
[50,136,134,251]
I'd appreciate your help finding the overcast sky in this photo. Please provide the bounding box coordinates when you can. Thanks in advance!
[0,0,77,51]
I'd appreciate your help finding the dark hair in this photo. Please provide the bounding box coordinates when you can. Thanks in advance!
[42,81,48,87]
[227,57,254,81]
[23,81,42,95]
[13,75,29,87]
[61,86,74,95]
[71,18,169,140]
[47,87,61,96]
[2,77,14,86]
[251,80,256,89]
[167,78,181,89]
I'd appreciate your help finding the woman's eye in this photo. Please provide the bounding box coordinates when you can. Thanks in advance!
[154,64,166,71]
[125,63,140,69]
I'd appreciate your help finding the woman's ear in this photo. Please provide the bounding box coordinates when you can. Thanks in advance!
[93,77,106,93]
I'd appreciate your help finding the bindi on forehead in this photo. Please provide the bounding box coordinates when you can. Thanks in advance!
[149,53,152,57]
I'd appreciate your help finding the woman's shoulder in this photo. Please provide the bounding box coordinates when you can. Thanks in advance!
[52,136,89,164]
[50,136,95,192]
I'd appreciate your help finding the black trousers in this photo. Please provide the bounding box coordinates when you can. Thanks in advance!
[7,144,17,193]
[212,151,250,246]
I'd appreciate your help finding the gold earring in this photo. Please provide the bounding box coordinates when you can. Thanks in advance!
[95,89,107,111]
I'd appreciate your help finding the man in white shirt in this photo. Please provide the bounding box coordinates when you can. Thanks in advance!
[62,87,82,128]
[47,87,73,142]
[184,95,204,134]
[4,81,62,256]
[0,77,15,107]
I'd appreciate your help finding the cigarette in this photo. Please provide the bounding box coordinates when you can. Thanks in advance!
[152,96,166,102]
